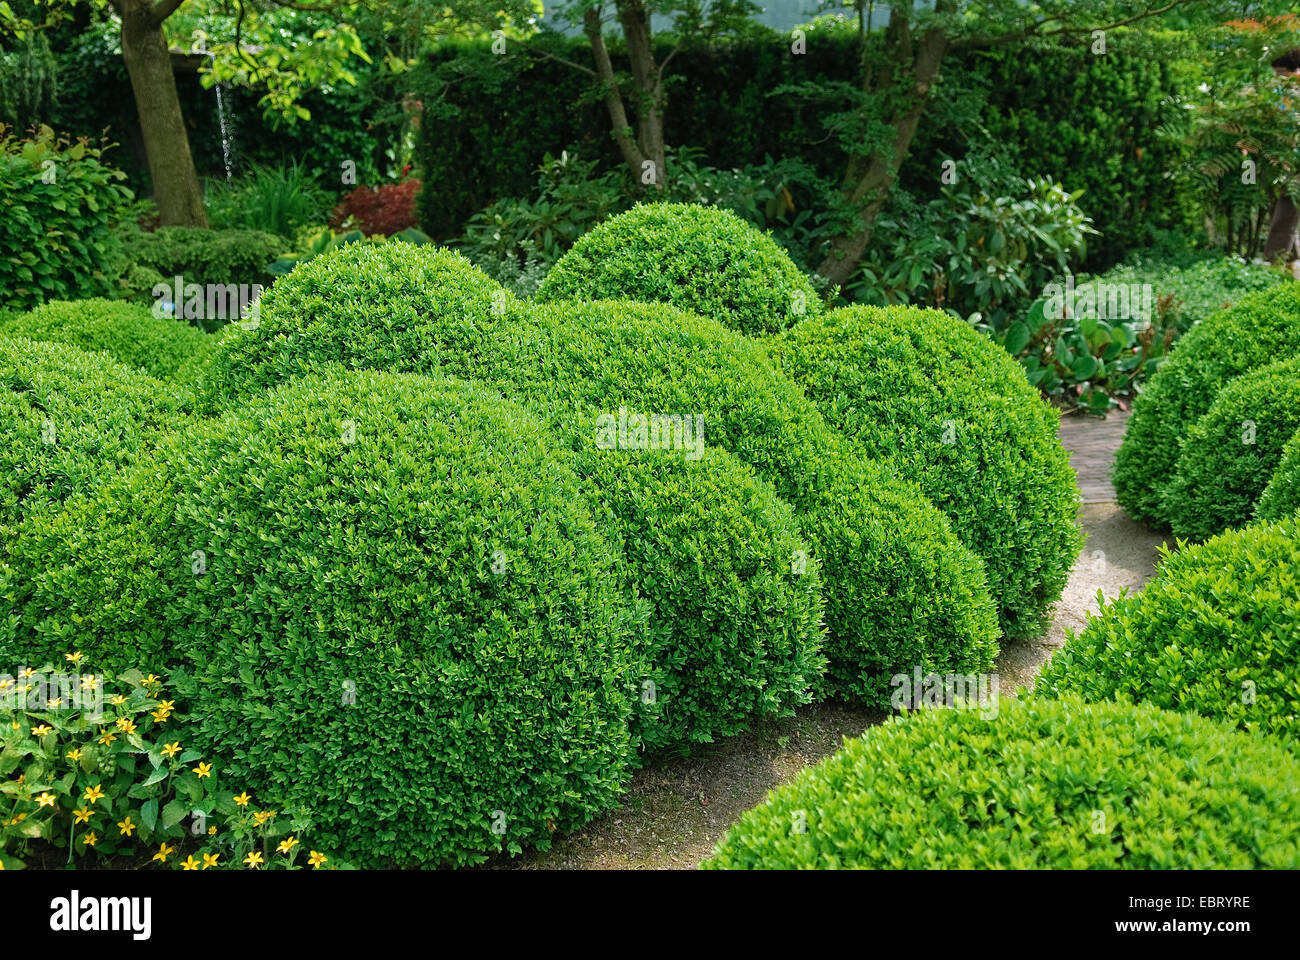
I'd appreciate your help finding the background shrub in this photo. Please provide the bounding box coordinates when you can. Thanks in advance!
[204,161,333,240]
[0,124,133,311]
[0,298,216,382]
[772,305,1080,637]
[705,696,1300,869]
[1257,431,1300,522]
[1162,356,1300,540]
[200,240,507,408]
[1113,283,1300,527]
[535,204,823,336]
[169,371,647,866]
[0,336,184,528]
[1036,519,1300,745]
[331,179,422,237]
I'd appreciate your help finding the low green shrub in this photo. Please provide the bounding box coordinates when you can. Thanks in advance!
[169,371,646,866]
[1113,283,1300,527]
[474,299,1000,706]
[0,298,216,382]
[1163,356,1300,540]
[200,240,506,408]
[1256,431,1300,522]
[772,305,1081,637]
[0,124,133,311]
[1036,518,1300,745]
[580,449,826,752]
[0,336,184,528]
[535,203,823,336]
[704,696,1300,869]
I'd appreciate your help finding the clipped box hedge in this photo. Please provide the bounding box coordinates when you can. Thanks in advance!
[1035,517,1300,745]
[1257,430,1300,522]
[705,696,1300,869]
[535,203,825,336]
[772,305,1081,638]
[1163,355,1300,541]
[1114,283,1300,527]
[0,298,216,382]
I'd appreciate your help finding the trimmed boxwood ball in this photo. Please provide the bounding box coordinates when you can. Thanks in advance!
[704,696,1300,869]
[472,299,1000,707]
[771,305,1081,638]
[579,449,826,752]
[0,298,216,382]
[1162,355,1300,540]
[1257,430,1300,521]
[199,240,510,408]
[0,336,185,528]
[1114,282,1300,527]
[535,203,823,335]
[170,371,646,866]
[1035,517,1300,745]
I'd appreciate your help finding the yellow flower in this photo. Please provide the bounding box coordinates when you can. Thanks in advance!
[243,851,264,869]
[80,675,98,691]
[142,674,160,686]
[65,651,83,664]
[155,699,175,713]
[180,855,200,871]
[252,810,275,827]
[193,762,212,779]
[35,792,57,808]
[276,836,299,854]
[82,831,97,847]
[82,784,105,804]
[202,852,219,870]
[73,807,94,824]
[0,678,11,691]
[117,815,136,836]
[115,717,137,734]
[152,842,175,864]
[232,791,251,807]
[20,667,35,677]
[307,850,328,869]
[161,742,181,759]
[208,826,217,836]
[47,697,62,709]
[97,729,117,746]
[66,748,84,763]
[109,695,127,706]
[30,724,52,736]
[150,709,169,724]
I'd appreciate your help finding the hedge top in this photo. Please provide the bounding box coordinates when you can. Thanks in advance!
[535,203,824,336]
[705,695,1300,869]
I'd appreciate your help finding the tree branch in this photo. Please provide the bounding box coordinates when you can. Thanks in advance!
[956,0,1202,50]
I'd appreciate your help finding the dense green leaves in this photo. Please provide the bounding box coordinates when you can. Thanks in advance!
[536,204,824,336]
[1036,518,1300,746]
[706,696,1300,869]
[1257,431,1300,522]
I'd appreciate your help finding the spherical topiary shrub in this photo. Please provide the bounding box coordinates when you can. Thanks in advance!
[579,449,826,752]
[1114,282,1300,527]
[169,371,646,866]
[1035,518,1300,745]
[0,298,215,382]
[535,203,823,335]
[1256,430,1300,522]
[1162,355,1300,540]
[474,299,1000,707]
[199,240,510,409]
[771,305,1081,638]
[704,696,1300,868]
[0,336,185,528]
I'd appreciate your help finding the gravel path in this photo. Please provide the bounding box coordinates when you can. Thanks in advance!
[491,410,1167,870]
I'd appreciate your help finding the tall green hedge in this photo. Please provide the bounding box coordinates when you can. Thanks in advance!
[1257,431,1300,522]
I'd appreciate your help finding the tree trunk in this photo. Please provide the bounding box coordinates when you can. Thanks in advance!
[118,0,209,227]
[1263,195,1300,262]
[584,2,665,190]
[816,7,949,287]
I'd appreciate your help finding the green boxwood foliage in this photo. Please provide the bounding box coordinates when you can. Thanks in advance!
[704,696,1300,869]
[535,203,823,335]
[581,449,826,752]
[1257,431,1300,522]
[0,298,216,382]
[772,305,1081,637]
[0,336,184,528]
[167,371,646,866]
[199,240,508,408]
[1114,283,1300,527]
[472,299,1000,706]
[1162,356,1300,541]
[1035,518,1300,745]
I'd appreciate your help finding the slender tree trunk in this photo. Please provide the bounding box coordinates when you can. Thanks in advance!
[118,0,209,227]
[1263,195,1300,262]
